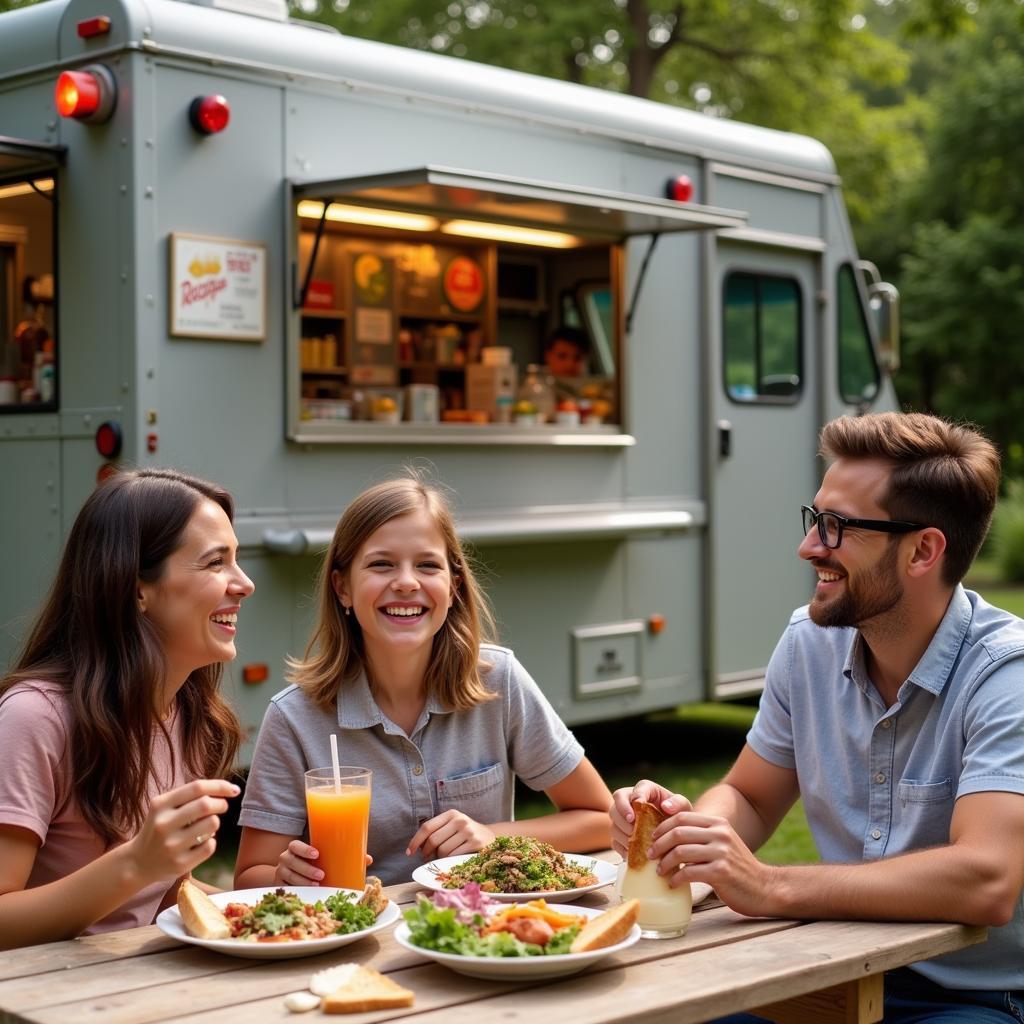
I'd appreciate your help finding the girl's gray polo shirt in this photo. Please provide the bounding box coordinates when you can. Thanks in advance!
[239,644,584,885]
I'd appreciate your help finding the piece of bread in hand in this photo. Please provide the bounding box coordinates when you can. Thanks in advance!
[569,899,640,953]
[176,879,230,940]
[321,966,414,1014]
[627,799,667,870]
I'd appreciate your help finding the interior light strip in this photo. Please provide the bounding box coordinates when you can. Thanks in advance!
[297,200,438,232]
[0,178,55,201]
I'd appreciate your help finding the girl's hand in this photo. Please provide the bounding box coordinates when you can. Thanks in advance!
[273,843,374,887]
[274,841,324,886]
[406,811,496,860]
[125,779,238,886]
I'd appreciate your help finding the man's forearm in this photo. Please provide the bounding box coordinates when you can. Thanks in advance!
[694,783,778,853]
[760,843,1012,927]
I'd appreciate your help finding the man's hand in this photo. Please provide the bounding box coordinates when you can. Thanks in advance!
[406,810,496,860]
[650,810,777,918]
[610,780,693,858]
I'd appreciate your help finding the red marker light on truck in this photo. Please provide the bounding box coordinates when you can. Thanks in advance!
[76,16,112,38]
[94,421,122,459]
[189,95,230,135]
[665,175,694,203]
[55,65,117,123]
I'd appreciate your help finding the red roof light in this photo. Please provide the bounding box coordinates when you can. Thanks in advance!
[55,65,117,123]
[77,16,112,38]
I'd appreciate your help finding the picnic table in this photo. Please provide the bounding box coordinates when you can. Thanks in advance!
[0,871,985,1024]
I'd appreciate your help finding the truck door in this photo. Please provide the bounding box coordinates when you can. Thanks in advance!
[710,241,821,697]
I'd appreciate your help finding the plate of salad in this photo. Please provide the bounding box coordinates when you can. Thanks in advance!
[412,836,617,903]
[156,886,400,959]
[395,885,640,980]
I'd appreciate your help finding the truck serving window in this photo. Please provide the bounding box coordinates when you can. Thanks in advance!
[723,272,802,403]
[837,263,880,405]
[0,175,56,411]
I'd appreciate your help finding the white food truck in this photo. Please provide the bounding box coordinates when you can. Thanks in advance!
[0,0,899,753]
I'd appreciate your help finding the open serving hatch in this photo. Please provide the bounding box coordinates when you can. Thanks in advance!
[292,165,747,245]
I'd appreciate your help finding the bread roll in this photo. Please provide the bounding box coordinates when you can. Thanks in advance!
[321,966,414,1013]
[569,899,639,953]
[176,879,230,940]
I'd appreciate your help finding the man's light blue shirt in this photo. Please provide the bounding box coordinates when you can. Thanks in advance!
[748,585,1024,990]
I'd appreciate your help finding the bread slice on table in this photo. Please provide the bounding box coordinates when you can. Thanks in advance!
[627,799,667,870]
[176,879,230,940]
[569,899,640,953]
[321,966,414,1014]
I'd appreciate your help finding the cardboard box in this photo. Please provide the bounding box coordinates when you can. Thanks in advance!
[465,363,518,420]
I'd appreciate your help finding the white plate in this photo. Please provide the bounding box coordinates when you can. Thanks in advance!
[412,853,617,904]
[394,903,640,980]
[155,886,400,960]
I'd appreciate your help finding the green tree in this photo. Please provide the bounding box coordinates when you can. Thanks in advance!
[894,4,1024,470]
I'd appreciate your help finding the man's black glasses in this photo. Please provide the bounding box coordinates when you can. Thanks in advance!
[801,505,926,550]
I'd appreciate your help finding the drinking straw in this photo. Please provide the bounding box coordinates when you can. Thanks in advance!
[330,733,341,794]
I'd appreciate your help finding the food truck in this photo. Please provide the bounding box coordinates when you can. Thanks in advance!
[0,0,900,753]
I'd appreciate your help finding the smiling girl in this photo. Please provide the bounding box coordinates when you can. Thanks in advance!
[235,477,612,887]
[0,469,254,949]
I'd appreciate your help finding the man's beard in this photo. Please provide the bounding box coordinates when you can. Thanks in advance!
[809,540,903,629]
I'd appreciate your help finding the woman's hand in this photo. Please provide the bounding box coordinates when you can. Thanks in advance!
[406,810,496,860]
[124,779,238,886]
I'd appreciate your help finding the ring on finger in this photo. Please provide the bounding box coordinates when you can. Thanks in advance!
[193,833,211,847]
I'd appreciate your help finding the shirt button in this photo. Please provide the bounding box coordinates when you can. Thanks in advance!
[875,773,886,784]
[881,719,892,729]
[412,764,424,776]
[871,829,882,840]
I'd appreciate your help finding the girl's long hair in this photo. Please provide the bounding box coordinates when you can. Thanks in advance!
[0,469,243,846]
[288,476,497,711]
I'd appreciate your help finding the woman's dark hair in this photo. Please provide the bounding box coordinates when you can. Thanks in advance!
[0,469,243,846]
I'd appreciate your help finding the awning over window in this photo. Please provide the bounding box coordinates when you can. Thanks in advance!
[0,137,65,181]
[293,165,746,239]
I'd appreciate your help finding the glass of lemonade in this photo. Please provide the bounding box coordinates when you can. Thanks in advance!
[304,767,372,890]
[615,858,692,939]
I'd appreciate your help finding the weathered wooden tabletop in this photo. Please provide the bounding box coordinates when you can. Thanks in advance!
[0,873,985,1024]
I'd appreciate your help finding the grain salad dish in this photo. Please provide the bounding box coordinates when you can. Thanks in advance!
[434,836,599,893]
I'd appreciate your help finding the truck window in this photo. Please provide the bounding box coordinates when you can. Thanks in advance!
[295,214,620,432]
[837,263,880,404]
[723,272,802,403]
[0,175,57,411]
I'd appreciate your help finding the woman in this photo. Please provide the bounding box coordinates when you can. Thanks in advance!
[0,469,254,949]
[236,476,612,887]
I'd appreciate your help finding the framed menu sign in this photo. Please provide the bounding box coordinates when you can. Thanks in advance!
[169,233,267,341]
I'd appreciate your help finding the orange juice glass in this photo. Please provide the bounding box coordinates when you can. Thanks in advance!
[304,767,372,889]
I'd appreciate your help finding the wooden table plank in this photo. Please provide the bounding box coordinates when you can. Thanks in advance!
[0,930,181,982]
[753,975,884,1024]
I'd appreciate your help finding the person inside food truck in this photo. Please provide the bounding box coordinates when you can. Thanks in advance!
[0,469,253,949]
[235,474,613,888]
[612,412,1024,1024]
[543,325,591,378]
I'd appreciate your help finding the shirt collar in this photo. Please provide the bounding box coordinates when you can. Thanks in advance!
[842,584,972,698]
[335,670,452,733]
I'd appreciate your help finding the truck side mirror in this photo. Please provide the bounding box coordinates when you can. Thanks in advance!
[857,261,901,373]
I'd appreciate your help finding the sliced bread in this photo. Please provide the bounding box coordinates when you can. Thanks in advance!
[321,966,414,1014]
[176,879,230,940]
[569,899,640,953]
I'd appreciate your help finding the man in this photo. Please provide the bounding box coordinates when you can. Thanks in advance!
[612,412,1024,1023]
[542,325,590,378]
